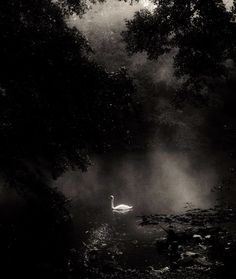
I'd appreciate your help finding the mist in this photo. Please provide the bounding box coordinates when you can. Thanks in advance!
[66,0,176,85]
[56,149,217,214]
[60,0,229,213]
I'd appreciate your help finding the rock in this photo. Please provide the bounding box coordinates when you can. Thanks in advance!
[198,244,207,250]
[148,266,170,276]
[195,256,212,267]
[193,234,203,242]
[184,251,199,258]
[159,266,170,274]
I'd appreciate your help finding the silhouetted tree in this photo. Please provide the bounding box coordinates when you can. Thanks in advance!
[123,0,236,104]
[123,0,236,158]
[0,0,136,212]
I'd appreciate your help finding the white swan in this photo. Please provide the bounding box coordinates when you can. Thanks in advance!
[110,195,133,212]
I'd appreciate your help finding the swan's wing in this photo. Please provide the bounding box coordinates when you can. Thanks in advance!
[114,204,133,210]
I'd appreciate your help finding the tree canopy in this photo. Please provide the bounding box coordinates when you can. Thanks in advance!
[0,0,136,207]
[123,0,236,104]
[121,0,236,161]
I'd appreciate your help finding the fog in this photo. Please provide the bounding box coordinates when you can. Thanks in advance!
[56,149,217,214]
[67,0,176,85]
[67,0,234,85]
[58,0,225,214]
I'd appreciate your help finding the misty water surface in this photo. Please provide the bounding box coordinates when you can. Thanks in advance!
[55,149,218,269]
[57,149,217,215]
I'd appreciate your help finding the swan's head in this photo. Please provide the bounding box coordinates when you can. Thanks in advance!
[110,195,114,199]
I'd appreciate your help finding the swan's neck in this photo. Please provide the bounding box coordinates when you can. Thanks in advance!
[111,198,115,209]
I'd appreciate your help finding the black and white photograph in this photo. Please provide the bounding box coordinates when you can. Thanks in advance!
[1,0,236,278]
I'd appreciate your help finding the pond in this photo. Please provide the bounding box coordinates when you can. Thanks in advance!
[56,150,218,273]
[71,204,167,271]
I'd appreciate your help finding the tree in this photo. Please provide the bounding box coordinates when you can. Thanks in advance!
[121,0,236,168]
[0,0,136,214]
[123,0,236,104]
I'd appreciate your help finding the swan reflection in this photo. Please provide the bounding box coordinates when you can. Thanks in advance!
[112,208,133,214]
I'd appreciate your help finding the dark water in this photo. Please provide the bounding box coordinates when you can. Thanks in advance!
[0,150,233,277]
[55,150,218,271]
[70,202,167,271]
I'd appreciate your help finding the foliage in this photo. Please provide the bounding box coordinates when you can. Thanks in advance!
[122,0,236,160]
[0,0,136,206]
[123,0,236,103]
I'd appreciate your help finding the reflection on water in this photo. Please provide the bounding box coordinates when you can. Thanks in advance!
[70,202,168,271]
[55,150,218,271]
[112,208,133,214]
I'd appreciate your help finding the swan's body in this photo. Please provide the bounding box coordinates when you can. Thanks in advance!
[110,195,133,211]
